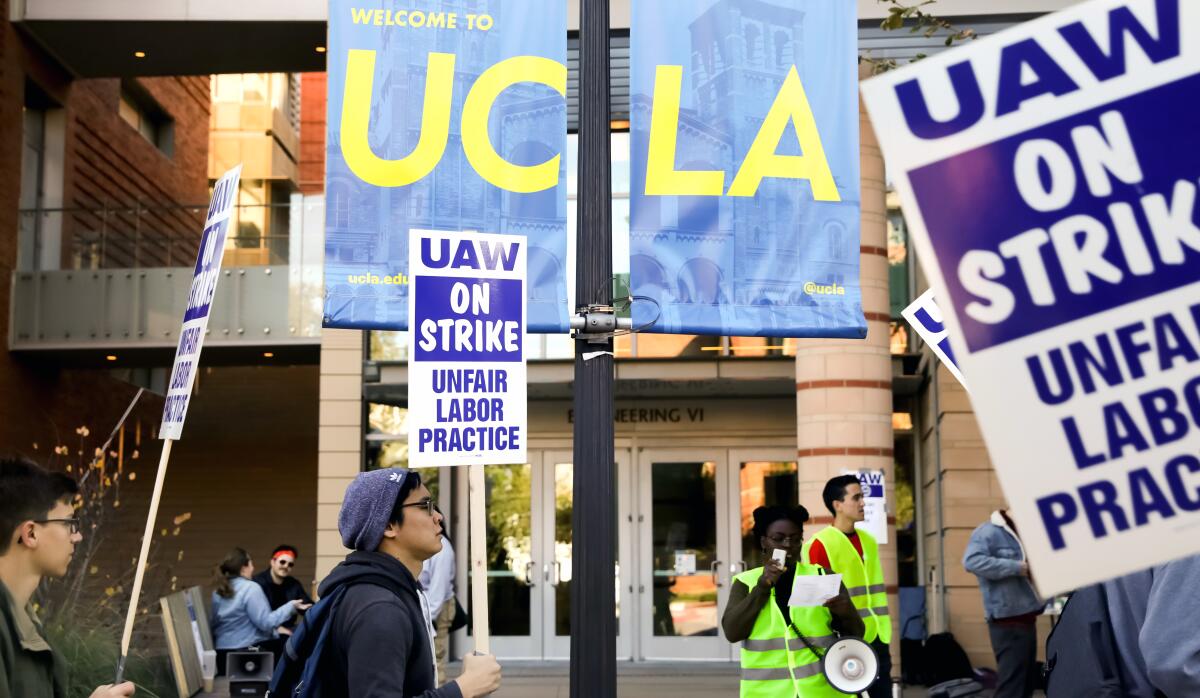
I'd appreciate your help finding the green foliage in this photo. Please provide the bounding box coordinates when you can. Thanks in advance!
[868,0,978,73]
[43,619,174,698]
[485,465,534,575]
[33,422,189,698]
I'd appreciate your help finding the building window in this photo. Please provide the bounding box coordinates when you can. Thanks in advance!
[118,82,173,157]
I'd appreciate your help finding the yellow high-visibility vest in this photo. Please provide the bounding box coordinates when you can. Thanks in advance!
[804,527,891,644]
[733,564,845,698]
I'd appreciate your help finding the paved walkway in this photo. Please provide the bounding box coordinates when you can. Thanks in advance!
[200,661,952,697]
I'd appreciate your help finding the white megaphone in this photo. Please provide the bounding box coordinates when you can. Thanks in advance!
[821,637,879,695]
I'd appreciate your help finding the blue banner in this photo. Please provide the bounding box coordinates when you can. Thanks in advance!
[323,1,569,332]
[629,0,864,338]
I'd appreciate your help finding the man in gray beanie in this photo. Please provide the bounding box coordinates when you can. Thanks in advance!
[313,468,501,697]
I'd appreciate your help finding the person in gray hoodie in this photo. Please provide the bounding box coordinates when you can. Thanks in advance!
[316,468,501,698]
[1102,554,1200,695]
[1046,553,1200,697]
[963,510,1042,698]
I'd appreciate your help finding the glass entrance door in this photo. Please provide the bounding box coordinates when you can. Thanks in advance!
[637,450,732,659]
[538,450,633,660]
[468,459,542,658]
[464,450,633,660]
[724,450,800,660]
[463,448,796,660]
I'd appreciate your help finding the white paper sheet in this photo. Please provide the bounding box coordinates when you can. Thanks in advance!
[788,573,842,607]
[674,552,696,575]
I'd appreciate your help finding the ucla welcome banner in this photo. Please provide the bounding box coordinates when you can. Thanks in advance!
[324,1,569,332]
[630,0,864,338]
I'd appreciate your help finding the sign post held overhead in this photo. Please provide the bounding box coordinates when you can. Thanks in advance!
[863,0,1200,595]
[115,164,241,684]
[408,228,528,655]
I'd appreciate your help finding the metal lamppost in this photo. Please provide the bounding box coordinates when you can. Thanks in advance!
[570,0,617,695]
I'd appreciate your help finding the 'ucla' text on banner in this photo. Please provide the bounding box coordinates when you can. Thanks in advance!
[323,1,568,332]
[629,0,864,338]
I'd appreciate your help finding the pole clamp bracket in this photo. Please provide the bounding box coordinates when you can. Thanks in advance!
[571,305,632,344]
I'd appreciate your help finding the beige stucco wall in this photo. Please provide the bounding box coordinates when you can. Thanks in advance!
[316,328,363,581]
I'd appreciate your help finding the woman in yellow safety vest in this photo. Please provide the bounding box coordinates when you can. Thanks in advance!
[722,506,865,697]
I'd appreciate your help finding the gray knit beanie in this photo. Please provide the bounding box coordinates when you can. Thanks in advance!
[338,468,412,551]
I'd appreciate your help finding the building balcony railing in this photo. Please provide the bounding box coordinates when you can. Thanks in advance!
[16,200,321,272]
[10,198,325,354]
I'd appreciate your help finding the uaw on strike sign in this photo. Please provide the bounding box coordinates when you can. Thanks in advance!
[160,165,241,440]
[863,0,1200,594]
[408,230,526,467]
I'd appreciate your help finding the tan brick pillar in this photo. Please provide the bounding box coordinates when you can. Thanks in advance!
[795,64,896,674]
[315,328,364,586]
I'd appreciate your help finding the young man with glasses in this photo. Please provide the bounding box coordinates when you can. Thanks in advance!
[314,468,501,697]
[804,475,894,698]
[252,544,313,635]
[0,456,135,698]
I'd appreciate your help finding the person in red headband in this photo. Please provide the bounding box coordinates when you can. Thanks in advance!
[252,544,313,635]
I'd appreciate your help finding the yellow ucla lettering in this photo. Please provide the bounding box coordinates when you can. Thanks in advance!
[340,51,565,193]
[726,66,840,200]
[645,65,724,196]
[462,56,566,193]
[341,50,455,187]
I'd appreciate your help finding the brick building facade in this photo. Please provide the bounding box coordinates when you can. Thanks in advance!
[0,0,209,453]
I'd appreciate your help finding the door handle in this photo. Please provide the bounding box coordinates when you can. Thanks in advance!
[552,561,562,587]
[711,560,723,588]
[543,563,551,583]
[524,561,536,587]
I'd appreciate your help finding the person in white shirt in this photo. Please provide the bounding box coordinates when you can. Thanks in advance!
[419,535,458,684]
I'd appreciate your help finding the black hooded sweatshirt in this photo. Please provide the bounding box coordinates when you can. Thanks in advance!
[316,551,463,698]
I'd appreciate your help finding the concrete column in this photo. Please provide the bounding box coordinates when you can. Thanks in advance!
[315,328,364,584]
[795,64,896,672]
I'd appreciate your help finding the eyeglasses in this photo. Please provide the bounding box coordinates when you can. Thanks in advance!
[766,534,800,546]
[275,559,295,568]
[399,499,442,516]
[34,518,81,535]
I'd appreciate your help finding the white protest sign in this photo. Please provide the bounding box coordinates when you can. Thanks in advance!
[902,290,966,388]
[408,229,527,467]
[160,164,240,440]
[842,469,888,545]
[862,0,1200,595]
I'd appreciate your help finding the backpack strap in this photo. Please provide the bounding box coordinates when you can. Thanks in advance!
[272,572,414,697]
